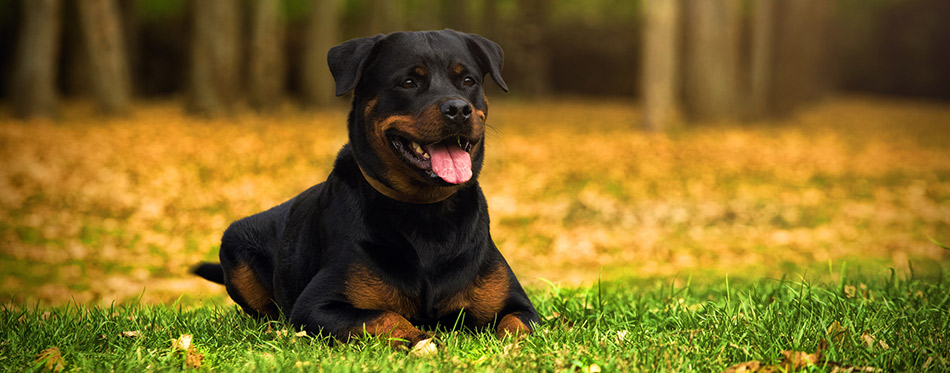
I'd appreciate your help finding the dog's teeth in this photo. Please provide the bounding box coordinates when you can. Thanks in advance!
[422,152,430,159]
[411,141,424,156]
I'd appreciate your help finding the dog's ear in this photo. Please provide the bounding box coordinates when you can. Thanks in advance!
[327,34,385,96]
[462,33,508,92]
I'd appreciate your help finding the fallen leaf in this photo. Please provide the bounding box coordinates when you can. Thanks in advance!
[185,348,204,369]
[34,346,65,372]
[295,330,307,338]
[410,338,438,357]
[843,285,857,298]
[120,330,142,338]
[860,330,875,347]
[721,360,761,373]
[779,349,821,370]
[172,334,192,351]
[827,321,847,343]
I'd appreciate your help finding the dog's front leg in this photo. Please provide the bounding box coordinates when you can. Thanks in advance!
[288,273,430,348]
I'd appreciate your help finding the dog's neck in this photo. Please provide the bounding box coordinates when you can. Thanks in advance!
[358,165,460,204]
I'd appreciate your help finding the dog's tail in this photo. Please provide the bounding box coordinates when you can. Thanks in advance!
[192,262,225,285]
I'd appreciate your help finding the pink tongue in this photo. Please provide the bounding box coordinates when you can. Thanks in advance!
[426,142,472,184]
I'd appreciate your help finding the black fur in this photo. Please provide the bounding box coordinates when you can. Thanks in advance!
[194,30,538,344]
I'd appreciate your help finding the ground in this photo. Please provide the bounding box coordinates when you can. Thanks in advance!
[0,96,948,306]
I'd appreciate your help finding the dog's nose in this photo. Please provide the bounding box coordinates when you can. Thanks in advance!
[440,99,472,125]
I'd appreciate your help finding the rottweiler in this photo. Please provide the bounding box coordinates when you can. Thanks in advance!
[193,29,539,348]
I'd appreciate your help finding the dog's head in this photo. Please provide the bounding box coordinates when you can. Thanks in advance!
[328,30,507,204]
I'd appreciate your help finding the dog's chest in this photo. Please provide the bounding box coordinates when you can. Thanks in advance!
[343,260,509,326]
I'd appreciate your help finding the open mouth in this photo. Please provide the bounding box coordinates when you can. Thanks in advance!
[389,134,476,184]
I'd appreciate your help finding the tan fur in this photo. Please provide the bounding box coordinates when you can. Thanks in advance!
[228,262,278,318]
[344,264,418,318]
[437,263,511,325]
[495,312,530,339]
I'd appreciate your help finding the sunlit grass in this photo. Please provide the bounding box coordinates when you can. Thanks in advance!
[3,272,946,371]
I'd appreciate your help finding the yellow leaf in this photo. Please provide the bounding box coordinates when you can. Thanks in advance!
[826,321,847,343]
[582,363,602,373]
[843,285,856,298]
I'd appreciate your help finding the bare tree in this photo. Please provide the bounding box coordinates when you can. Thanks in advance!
[189,0,242,115]
[682,0,739,121]
[515,0,551,96]
[771,0,832,116]
[248,0,286,110]
[301,0,340,107]
[11,0,61,119]
[442,0,472,31]
[365,0,403,35]
[747,0,775,119]
[76,0,132,114]
[641,0,681,132]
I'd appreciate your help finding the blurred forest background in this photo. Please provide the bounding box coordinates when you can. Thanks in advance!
[2,0,949,119]
[1,0,949,305]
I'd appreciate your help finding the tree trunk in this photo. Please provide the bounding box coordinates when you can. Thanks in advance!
[515,0,550,96]
[248,0,285,110]
[747,0,774,119]
[11,0,61,119]
[442,0,472,31]
[188,0,242,115]
[365,0,403,35]
[301,0,340,107]
[641,0,681,132]
[76,0,132,115]
[410,0,441,30]
[682,0,739,122]
[771,0,832,116]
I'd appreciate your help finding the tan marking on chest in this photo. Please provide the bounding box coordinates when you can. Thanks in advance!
[437,263,510,325]
[344,264,418,318]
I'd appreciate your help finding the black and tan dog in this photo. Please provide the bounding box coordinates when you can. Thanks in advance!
[194,30,539,347]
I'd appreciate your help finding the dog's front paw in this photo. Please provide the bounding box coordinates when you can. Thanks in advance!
[495,313,531,339]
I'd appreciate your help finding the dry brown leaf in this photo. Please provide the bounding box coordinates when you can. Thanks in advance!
[171,334,204,369]
[185,347,204,369]
[860,330,875,348]
[120,330,142,338]
[721,360,763,373]
[35,346,65,372]
[843,285,857,298]
[779,349,822,370]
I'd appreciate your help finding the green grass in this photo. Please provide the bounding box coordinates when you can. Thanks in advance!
[3,271,947,372]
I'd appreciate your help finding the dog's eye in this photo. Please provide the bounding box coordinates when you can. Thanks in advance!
[400,79,417,89]
[463,77,476,87]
